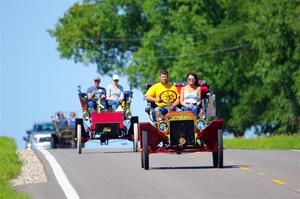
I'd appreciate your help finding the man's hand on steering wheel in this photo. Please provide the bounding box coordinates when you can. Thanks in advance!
[100,94,106,99]
[159,90,178,104]
[156,98,163,103]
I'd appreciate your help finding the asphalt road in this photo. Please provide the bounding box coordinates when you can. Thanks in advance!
[19,148,300,199]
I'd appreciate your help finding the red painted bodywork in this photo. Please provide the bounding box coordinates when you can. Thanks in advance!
[138,122,166,149]
[200,85,208,94]
[90,112,124,130]
[140,82,221,154]
[201,118,223,150]
[79,97,88,114]
[139,119,223,154]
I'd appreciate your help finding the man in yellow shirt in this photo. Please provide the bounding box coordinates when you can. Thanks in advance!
[145,69,180,116]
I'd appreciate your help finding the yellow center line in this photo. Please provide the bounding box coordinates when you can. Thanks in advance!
[238,167,288,188]
[272,179,286,185]
[239,166,249,170]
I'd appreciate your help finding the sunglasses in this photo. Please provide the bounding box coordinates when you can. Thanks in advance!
[94,80,100,82]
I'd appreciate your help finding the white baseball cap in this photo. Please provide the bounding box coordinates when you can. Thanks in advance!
[94,76,101,81]
[112,74,119,80]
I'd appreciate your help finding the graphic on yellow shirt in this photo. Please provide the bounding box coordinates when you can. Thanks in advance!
[145,83,180,107]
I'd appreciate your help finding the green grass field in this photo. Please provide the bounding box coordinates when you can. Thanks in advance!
[224,135,300,150]
[0,136,29,199]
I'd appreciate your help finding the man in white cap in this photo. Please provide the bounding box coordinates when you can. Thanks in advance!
[87,75,107,112]
[106,74,124,111]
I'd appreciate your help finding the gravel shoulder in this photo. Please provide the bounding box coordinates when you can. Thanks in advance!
[13,149,66,199]
[11,149,47,186]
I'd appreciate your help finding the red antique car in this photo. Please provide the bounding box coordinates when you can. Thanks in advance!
[139,81,224,170]
[75,86,139,154]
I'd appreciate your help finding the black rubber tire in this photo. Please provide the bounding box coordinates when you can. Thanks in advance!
[57,138,63,148]
[133,122,139,152]
[77,123,82,154]
[72,141,77,149]
[142,130,149,170]
[51,135,57,149]
[212,129,223,168]
[217,129,224,168]
[212,152,218,168]
[141,149,144,168]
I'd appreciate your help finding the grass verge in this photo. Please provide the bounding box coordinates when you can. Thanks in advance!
[0,136,29,199]
[224,135,300,150]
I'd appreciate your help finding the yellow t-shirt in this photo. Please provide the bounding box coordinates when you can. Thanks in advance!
[145,83,180,107]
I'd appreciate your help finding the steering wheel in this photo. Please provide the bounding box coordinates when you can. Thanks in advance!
[159,90,177,104]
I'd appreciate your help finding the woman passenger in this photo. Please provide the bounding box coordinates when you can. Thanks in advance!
[68,112,76,126]
[180,73,201,116]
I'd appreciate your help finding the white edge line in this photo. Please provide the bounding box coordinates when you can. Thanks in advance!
[38,148,80,199]
[290,150,300,152]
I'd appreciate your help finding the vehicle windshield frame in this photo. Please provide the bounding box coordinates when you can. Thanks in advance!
[33,123,55,132]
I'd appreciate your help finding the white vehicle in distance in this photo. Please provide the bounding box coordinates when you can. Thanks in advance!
[24,122,55,149]
[30,133,52,149]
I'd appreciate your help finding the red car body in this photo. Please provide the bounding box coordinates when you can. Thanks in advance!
[140,81,224,170]
[76,88,138,153]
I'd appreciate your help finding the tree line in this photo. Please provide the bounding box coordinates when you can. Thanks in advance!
[49,0,300,136]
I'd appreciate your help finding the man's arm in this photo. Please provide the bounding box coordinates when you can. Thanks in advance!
[87,87,94,100]
[100,87,106,99]
[145,95,163,103]
[145,84,163,103]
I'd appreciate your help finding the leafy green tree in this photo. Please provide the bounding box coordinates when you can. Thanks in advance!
[49,0,148,74]
[49,0,300,136]
[226,0,300,135]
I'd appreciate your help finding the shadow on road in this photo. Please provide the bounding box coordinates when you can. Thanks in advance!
[150,165,243,170]
[79,150,136,155]
[103,151,136,154]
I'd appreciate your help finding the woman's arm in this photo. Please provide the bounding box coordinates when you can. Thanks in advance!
[197,86,201,100]
[119,85,124,102]
[180,87,185,106]
[106,85,112,100]
[196,86,202,106]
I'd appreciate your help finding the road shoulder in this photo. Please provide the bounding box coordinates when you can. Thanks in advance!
[15,149,66,199]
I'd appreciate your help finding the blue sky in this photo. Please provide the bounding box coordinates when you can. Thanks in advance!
[0,0,148,148]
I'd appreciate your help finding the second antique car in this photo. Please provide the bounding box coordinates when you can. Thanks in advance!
[75,86,139,154]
